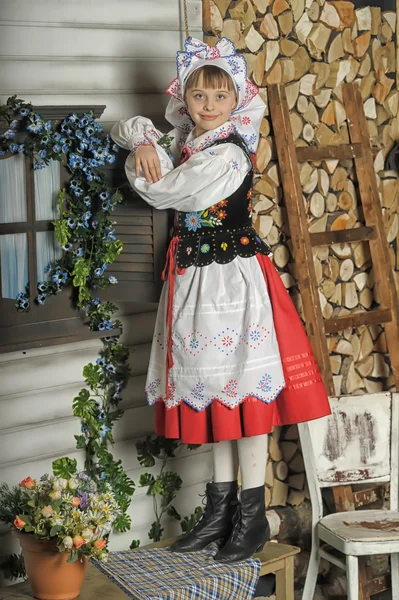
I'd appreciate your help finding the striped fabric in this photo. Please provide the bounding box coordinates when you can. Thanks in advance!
[94,542,260,600]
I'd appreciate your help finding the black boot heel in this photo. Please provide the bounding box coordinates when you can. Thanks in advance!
[170,481,238,553]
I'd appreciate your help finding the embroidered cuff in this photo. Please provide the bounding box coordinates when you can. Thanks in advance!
[130,128,162,155]
[130,138,154,155]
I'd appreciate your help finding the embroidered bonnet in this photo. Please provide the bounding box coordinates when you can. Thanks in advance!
[165,37,266,154]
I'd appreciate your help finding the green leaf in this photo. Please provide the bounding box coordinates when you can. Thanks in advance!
[78,286,92,307]
[72,388,97,418]
[139,473,155,488]
[83,363,101,387]
[67,548,79,563]
[129,539,140,550]
[50,525,62,537]
[159,472,182,506]
[114,474,135,497]
[19,514,32,525]
[71,257,90,288]
[158,134,174,155]
[103,240,123,265]
[52,457,77,478]
[57,188,66,214]
[114,513,131,533]
[151,478,164,496]
[136,439,156,468]
[74,434,87,449]
[148,521,163,542]
[136,435,179,466]
[53,218,70,247]
[50,499,62,513]
[166,505,181,521]
[112,189,124,205]
[95,446,113,464]
[180,506,204,534]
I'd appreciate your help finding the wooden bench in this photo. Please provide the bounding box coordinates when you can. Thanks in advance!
[143,537,301,600]
[256,542,300,600]
[0,541,300,600]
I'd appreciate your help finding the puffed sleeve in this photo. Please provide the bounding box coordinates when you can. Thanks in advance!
[110,116,181,169]
[127,143,252,212]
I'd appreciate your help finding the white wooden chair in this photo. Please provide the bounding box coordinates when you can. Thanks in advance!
[298,392,399,600]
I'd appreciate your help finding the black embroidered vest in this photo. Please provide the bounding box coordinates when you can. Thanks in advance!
[175,133,271,269]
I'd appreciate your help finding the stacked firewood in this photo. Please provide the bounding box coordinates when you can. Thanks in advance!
[204,0,398,399]
[204,4,397,595]
[265,425,308,508]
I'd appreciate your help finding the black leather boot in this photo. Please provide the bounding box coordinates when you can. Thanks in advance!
[169,481,238,553]
[214,485,270,563]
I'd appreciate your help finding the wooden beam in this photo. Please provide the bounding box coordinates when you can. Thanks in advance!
[310,226,376,247]
[296,143,364,162]
[324,308,392,334]
[332,485,355,512]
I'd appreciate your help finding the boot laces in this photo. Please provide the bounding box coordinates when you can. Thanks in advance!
[198,489,215,520]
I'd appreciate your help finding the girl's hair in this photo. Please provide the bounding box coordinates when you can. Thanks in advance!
[185,65,236,94]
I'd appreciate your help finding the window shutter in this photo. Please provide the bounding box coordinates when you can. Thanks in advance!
[104,196,169,303]
[103,148,169,304]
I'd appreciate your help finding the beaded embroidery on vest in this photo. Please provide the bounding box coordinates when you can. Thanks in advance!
[175,133,271,268]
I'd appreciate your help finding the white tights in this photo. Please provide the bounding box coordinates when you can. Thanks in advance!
[212,434,268,490]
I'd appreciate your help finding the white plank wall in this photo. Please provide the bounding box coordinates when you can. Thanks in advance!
[0,308,212,581]
[0,1,211,584]
[0,0,203,130]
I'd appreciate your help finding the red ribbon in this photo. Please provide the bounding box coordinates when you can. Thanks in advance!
[179,147,191,165]
[162,236,185,399]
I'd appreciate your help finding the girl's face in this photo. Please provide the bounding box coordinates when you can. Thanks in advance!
[185,74,236,137]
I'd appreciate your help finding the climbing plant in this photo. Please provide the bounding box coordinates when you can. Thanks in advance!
[135,436,203,544]
[0,95,134,532]
[0,97,203,568]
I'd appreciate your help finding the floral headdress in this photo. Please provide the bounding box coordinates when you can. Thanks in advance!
[165,37,266,154]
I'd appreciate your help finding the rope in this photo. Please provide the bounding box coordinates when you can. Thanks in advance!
[183,0,189,40]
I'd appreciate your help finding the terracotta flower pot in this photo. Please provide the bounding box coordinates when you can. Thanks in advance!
[17,533,88,600]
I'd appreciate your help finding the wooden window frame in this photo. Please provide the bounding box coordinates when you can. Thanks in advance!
[0,105,168,353]
[0,105,110,353]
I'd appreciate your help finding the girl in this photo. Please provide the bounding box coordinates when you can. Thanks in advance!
[111,37,331,563]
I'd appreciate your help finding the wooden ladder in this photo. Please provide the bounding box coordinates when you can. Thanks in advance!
[268,82,399,599]
[268,82,399,397]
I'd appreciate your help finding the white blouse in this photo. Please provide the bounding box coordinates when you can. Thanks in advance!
[111,117,253,212]
[111,118,285,411]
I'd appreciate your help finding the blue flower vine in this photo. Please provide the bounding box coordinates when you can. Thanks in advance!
[0,96,204,547]
[0,95,134,534]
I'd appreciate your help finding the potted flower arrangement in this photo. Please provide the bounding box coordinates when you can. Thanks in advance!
[10,458,119,600]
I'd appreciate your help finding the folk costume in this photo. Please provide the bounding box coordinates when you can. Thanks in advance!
[111,37,331,562]
[111,37,331,444]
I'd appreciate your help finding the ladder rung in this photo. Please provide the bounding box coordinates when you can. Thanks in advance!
[295,144,379,162]
[324,308,392,333]
[296,143,365,162]
[310,226,377,247]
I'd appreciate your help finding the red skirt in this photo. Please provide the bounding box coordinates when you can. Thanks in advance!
[155,254,331,444]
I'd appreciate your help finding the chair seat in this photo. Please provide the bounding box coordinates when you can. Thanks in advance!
[318,510,399,555]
